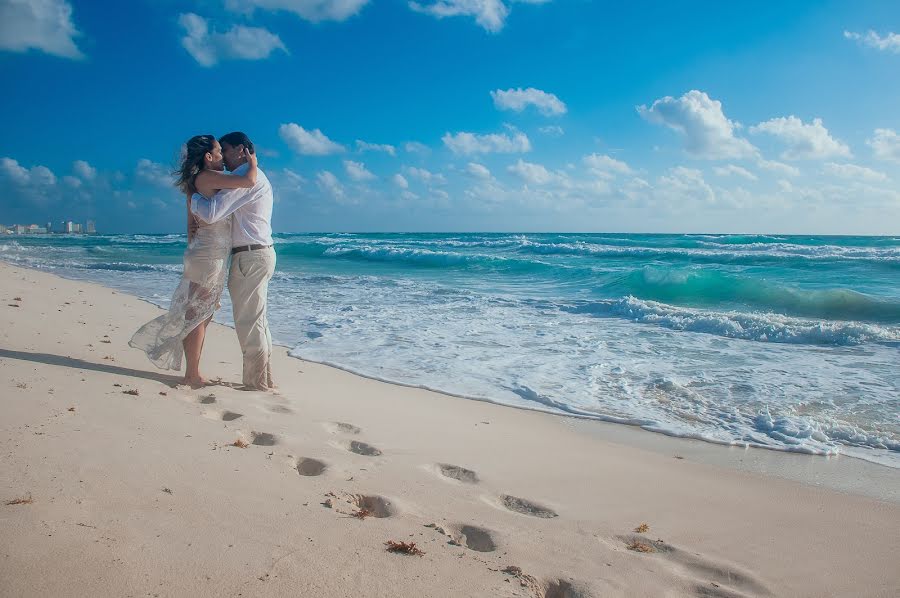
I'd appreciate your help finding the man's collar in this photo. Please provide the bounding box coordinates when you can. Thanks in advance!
[228,162,250,175]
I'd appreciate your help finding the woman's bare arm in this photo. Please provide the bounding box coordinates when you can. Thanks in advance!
[186,194,198,243]
[196,148,258,190]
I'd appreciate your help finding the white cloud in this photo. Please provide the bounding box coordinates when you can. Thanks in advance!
[713,164,758,181]
[136,159,172,187]
[749,116,851,160]
[409,0,550,33]
[507,159,557,185]
[73,159,96,180]
[538,125,564,136]
[823,162,888,182]
[637,90,757,159]
[466,162,492,179]
[344,159,375,181]
[1,157,32,185]
[403,141,430,155]
[491,87,566,116]
[756,158,800,177]
[583,153,633,178]
[409,0,509,33]
[282,168,307,187]
[443,130,531,154]
[844,30,900,53]
[658,166,715,204]
[403,166,447,185]
[279,123,345,155]
[179,13,287,67]
[62,175,81,188]
[1,157,56,186]
[391,173,409,188]
[356,140,396,156]
[226,0,370,22]
[867,128,900,162]
[316,170,345,199]
[0,0,83,58]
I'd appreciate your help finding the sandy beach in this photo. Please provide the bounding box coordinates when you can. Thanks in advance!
[1,261,898,598]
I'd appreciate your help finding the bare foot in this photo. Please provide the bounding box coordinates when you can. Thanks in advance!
[182,375,209,389]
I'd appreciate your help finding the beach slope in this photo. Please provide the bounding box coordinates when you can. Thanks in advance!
[0,263,897,597]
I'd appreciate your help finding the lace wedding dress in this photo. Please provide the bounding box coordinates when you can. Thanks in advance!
[129,215,232,371]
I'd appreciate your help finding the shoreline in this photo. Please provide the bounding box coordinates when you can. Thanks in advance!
[6,258,898,498]
[2,262,899,597]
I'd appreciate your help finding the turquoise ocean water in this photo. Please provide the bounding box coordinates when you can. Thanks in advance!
[2,233,898,466]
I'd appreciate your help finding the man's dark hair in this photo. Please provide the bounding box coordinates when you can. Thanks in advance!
[219,131,255,154]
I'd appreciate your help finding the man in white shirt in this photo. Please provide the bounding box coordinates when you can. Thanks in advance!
[190,132,276,390]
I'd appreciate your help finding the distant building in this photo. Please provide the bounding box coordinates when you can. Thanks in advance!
[14,224,26,234]
[65,221,74,233]
[26,224,47,234]
[47,221,53,234]
[86,220,96,234]
[73,223,83,233]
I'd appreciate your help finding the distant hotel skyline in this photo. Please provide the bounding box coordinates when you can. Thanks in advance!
[1,219,96,235]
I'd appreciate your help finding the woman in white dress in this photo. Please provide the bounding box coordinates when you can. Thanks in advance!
[130,134,258,387]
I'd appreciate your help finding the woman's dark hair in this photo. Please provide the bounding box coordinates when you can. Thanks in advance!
[219,131,254,154]
[174,134,216,194]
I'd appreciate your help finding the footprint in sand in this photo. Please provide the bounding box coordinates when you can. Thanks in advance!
[501,568,589,598]
[351,494,394,518]
[251,431,277,446]
[437,463,479,484]
[199,394,216,405]
[543,579,590,598]
[202,409,243,422]
[500,494,558,518]
[296,457,327,477]
[268,405,293,414]
[348,440,381,456]
[451,524,496,552]
[324,422,361,435]
[617,534,770,597]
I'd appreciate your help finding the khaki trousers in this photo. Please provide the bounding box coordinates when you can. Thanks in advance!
[228,247,276,390]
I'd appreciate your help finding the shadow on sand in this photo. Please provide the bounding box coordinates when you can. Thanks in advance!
[0,348,241,389]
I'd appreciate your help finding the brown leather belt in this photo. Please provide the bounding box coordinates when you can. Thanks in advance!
[231,244,272,255]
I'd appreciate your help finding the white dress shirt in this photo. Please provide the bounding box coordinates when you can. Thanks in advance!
[190,164,274,247]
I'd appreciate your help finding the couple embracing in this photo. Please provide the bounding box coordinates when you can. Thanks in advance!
[130,132,276,391]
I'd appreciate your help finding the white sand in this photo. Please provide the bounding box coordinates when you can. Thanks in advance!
[1,262,898,598]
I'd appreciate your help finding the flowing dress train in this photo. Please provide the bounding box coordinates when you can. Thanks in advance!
[129,216,232,371]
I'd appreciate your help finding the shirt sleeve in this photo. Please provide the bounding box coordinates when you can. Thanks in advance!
[189,164,257,224]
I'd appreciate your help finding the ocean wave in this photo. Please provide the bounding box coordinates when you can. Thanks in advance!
[514,239,900,265]
[616,267,900,323]
[564,296,900,345]
[321,244,556,272]
[72,261,182,273]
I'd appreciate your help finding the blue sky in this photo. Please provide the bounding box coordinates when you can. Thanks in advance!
[1,0,899,234]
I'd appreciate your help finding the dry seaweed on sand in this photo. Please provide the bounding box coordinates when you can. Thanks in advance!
[6,494,34,505]
[233,439,250,448]
[122,389,139,396]
[634,523,650,533]
[627,540,656,553]
[385,540,424,556]
[351,508,373,519]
